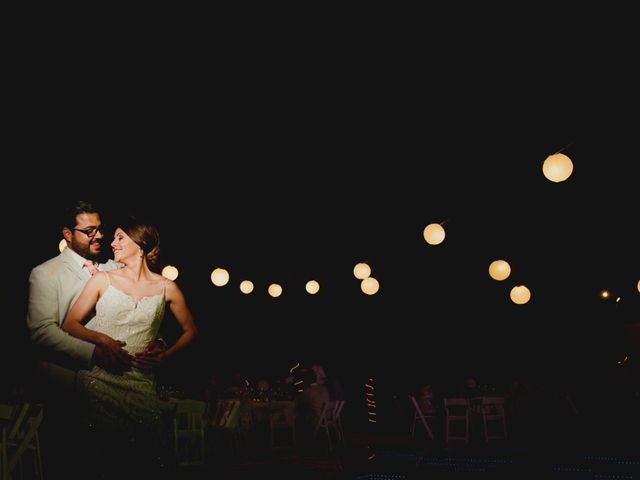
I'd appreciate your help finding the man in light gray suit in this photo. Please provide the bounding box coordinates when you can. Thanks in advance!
[27,201,168,479]
[27,201,133,392]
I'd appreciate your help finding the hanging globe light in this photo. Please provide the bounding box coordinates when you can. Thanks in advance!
[240,280,254,294]
[361,276,380,295]
[637,279,640,293]
[510,285,531,304]
[353,262,371,279]
[488,259,511,281]
[268,283,283,298]
[58,238,67,252]
[423,223,445,245]
[542,153,574,182]
[305,280,320,294]
[161,265,179,280]
[211,268,230,287]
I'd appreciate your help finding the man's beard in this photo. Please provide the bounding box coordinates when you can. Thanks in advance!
[71,239,102,261]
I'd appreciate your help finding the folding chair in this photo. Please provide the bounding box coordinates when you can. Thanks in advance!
[408,395,435,440]
[444,398,470,444]
[312,400,345,450]
[7,404,44,480]
[210,399,243,458]
[481,396,507,442]
[173,399,207,467]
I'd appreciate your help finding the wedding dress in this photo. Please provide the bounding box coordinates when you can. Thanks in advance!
[76,273,172,461]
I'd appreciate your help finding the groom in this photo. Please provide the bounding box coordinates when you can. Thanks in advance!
[28,200,167,389]
[27,200,133,390]
[26,200,165,480]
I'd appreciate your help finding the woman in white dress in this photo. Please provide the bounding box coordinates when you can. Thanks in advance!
[62,217,197,474]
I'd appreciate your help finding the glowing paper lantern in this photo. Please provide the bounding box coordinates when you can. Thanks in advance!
[361,276,380,295]
[211,268,230,286]
[240,280,254,294]
[58,239,67,252]
[423,223,445,245]
[542,153,574,182]
[637,279,640,293]
[510,285,531,305]
[488,259,511,281]
[268,283,282,298]
[305,280,320,294]
[353,262,371,279]
[161,265,179,280]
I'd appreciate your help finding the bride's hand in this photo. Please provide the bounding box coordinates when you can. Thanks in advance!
[134,347,166,371]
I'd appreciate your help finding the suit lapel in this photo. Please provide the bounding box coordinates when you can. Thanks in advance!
[60,248,89,282]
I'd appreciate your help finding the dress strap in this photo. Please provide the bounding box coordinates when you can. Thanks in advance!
[104,271,112,286]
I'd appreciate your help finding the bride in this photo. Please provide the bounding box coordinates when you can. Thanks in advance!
[62,216,197,472]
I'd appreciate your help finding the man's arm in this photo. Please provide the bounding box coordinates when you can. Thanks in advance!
[26,267,95,368]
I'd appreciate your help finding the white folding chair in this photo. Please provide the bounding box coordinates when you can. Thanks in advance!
[7,404,44,480]
[173,399,207,467]
[481,396,507,442]
[444,398,470,444]
[210,399,243,458]
[312,400,345,450]
[408,395,435,441]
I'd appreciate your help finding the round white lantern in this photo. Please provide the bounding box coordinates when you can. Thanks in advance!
[543,153,574,182]
[353,262,371,280]
[361,276,380,295]
[58,238,67,252]
[305,280,320,295]
[268,283,283,298]
[211,268,230,287]
[488,259,511,281]
[510,285,531,305]
[161,265,179,280]
[239,280,254,294]
[423,223,445,245]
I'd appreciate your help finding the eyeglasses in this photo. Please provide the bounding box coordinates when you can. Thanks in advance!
[73,225,104,239]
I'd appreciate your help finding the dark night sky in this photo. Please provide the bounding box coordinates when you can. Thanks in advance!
[3,40,639,396]
[5,129,639,396]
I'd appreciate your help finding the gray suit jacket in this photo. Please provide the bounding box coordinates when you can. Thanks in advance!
[27,247,119,386]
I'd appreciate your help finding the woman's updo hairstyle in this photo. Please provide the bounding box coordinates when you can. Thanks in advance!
[120,215,161,269]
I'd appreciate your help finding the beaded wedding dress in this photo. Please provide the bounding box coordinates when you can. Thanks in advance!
[76,273,172,462]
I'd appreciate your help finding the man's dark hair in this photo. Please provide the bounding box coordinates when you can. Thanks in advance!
[62,201,100,228]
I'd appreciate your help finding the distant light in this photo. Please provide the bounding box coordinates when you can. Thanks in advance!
[58,239,67,252]
[353,262,371,280]
[637,279,640,293]
[361,276,380,295]
[161,265,179,280]
[305,280,320,295]
[239,280,254,294]
[211,268,230,287]
[601,290,610,299]
[543,153,574,182]
[268,283,282,298]
[616,297,621,303]
[510,285,531,305]
[488,259,511,281]
[423,223,445,245]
